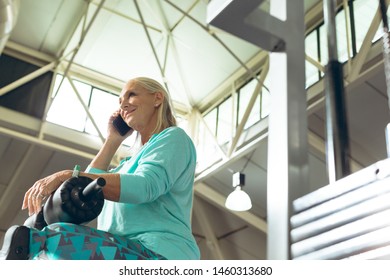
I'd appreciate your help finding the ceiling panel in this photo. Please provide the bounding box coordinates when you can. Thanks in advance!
[11,0,86,55]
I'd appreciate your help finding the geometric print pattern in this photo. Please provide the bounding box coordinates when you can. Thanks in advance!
[29,222,166,260]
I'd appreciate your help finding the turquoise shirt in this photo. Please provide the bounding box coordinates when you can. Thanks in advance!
[86,126,200,260]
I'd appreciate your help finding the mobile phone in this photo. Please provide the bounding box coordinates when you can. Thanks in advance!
[112,115,132,136]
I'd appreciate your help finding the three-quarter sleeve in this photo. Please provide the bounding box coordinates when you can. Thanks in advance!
[118,128,195,204]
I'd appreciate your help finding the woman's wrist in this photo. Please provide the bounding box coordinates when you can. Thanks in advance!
[105,134,124,146]
[58,170,73,183]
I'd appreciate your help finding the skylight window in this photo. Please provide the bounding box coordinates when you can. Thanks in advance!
[47,74,119,139]
[46,75,91,132]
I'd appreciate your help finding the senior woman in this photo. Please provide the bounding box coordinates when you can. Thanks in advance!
[0,77,200,260]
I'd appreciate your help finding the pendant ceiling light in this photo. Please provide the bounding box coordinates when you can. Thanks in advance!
[225,172,252,211]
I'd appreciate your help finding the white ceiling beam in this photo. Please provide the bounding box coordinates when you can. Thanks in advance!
[197,51,269,112]
[193,197,225,259]
[0,145,36,220]
[52,0,106,100]
[153,0,196,109]
[3,41,125,94]
[228,57,269,157]
[194,109,228,161]
[195,0,343,114]
[0,0,106,98]
[195,36,385,183]
[133,1,166,79]
[307,41,386,115]
[347,1,384,81]
[66,75,105,143]
[0,59,58,97]
[195,121,268,183]
[0,125,96,160]
[90,0,162,33]
[165,0,263,87]
[38,68,59,140]
[4,41,56,64]
[306,53,325,73]
[53,1,89,59]
[342,0,353,74]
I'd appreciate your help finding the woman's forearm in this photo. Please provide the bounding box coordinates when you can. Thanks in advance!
[79,172,121,202]
[89,138,122,171]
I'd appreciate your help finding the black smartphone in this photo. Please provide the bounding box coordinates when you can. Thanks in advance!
[112,115,132,136]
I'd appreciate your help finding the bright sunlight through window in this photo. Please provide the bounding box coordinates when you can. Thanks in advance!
[47,74,119,139]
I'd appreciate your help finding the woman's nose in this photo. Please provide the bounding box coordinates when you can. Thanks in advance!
[120,102,128,110]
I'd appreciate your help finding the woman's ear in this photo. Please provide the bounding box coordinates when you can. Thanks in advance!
[154,91,164,107]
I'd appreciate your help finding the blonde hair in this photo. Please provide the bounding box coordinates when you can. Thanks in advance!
[132,77,177,134]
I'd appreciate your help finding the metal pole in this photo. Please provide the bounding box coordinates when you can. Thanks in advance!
[323,0,351,183]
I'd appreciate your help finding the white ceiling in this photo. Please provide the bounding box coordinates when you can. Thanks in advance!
[0,0,389,259]
[9,0,265,109]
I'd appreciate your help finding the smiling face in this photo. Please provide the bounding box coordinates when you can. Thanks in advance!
[119,79,163,142]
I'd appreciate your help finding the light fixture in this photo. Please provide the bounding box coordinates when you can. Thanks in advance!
[225,172,252,211]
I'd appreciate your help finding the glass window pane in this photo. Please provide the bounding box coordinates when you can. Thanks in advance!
[217,96,233,144]
[85,88,118,137]
[248,94,260,128]
[318,7,359,64]
[319,24,328,64]
[46,75,91,131]
[262,76,271,119]
[204,108,217,136]
[353,0,377,53]
[305,30,320,87]
[374,26,384,43]
[335,9,352,62]
[196,118,220,172]
[373,2,389,43]
[261,89,270,118]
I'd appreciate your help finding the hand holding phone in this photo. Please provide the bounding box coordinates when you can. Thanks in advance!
[112,115,132,136]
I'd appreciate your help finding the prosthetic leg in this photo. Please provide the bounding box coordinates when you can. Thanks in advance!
[0,226,30,260]
[0,175,105,260]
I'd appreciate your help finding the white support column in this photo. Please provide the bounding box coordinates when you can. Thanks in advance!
[266,0,309,259]
[207,0,309,259]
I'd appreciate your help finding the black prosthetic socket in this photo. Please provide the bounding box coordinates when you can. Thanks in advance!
[0,225,30,260]
[0,176,105,260]
[24,176,106,230]
[24,209,47,230]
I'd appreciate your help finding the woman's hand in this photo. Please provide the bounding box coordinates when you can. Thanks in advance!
[89,109,133,172]
[108,109,133,140]
[22,170,71,216]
